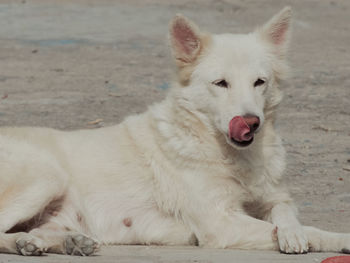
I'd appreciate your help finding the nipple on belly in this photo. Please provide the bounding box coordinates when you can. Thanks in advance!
[123,217,132,227]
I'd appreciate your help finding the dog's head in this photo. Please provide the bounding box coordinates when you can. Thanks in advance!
[169,7,291,149]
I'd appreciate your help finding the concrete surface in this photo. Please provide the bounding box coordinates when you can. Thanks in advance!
[0,246,343,263]
[0,0,349,262]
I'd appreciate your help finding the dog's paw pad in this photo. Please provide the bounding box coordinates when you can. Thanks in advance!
[65,234,99,256]
[16,237,45,256]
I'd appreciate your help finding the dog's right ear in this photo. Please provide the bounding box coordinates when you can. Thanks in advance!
[169,15,208,67]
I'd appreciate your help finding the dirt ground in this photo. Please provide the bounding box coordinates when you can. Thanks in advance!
[0,0,349,262]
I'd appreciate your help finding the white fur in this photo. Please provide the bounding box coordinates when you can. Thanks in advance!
[0,7,349,256]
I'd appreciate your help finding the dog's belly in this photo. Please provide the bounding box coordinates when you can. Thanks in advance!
[81,191,194,245]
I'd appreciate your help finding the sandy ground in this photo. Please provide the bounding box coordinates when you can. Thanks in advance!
[0,0,349,262]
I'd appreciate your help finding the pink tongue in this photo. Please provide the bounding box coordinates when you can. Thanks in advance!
[229,116,252,142]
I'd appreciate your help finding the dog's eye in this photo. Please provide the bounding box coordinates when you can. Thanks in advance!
[213,79,228,88]
[254,78,265,87]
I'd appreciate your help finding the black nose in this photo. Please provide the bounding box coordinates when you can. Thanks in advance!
[243,115,260,133]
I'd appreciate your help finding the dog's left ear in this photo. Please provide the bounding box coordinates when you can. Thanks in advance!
[258,6,292,56]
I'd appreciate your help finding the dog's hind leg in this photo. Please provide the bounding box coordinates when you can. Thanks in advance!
[28,222,99,256]
[0,222,99,256]
[0,147,68,233]
[0,232,46,255]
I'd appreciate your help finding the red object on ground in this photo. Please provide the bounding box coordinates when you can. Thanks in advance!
[321,256,350,263]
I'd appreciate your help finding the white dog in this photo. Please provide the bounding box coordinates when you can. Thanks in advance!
[0,7,349,256]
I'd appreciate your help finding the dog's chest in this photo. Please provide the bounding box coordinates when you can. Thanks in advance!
[156,157,264,215]
[209,153,276,206]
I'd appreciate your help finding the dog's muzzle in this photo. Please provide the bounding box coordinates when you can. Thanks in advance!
[228,115,260,147]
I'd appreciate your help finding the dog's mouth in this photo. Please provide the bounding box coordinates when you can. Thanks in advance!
[227,115,260,148]
[229,136,254,147]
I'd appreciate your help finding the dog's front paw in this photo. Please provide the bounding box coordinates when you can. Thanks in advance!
[276,225,309,254]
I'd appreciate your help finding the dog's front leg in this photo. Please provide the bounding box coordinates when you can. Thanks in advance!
[268,202,308,254]
[189,211,279,250]
[270,204,350,253]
